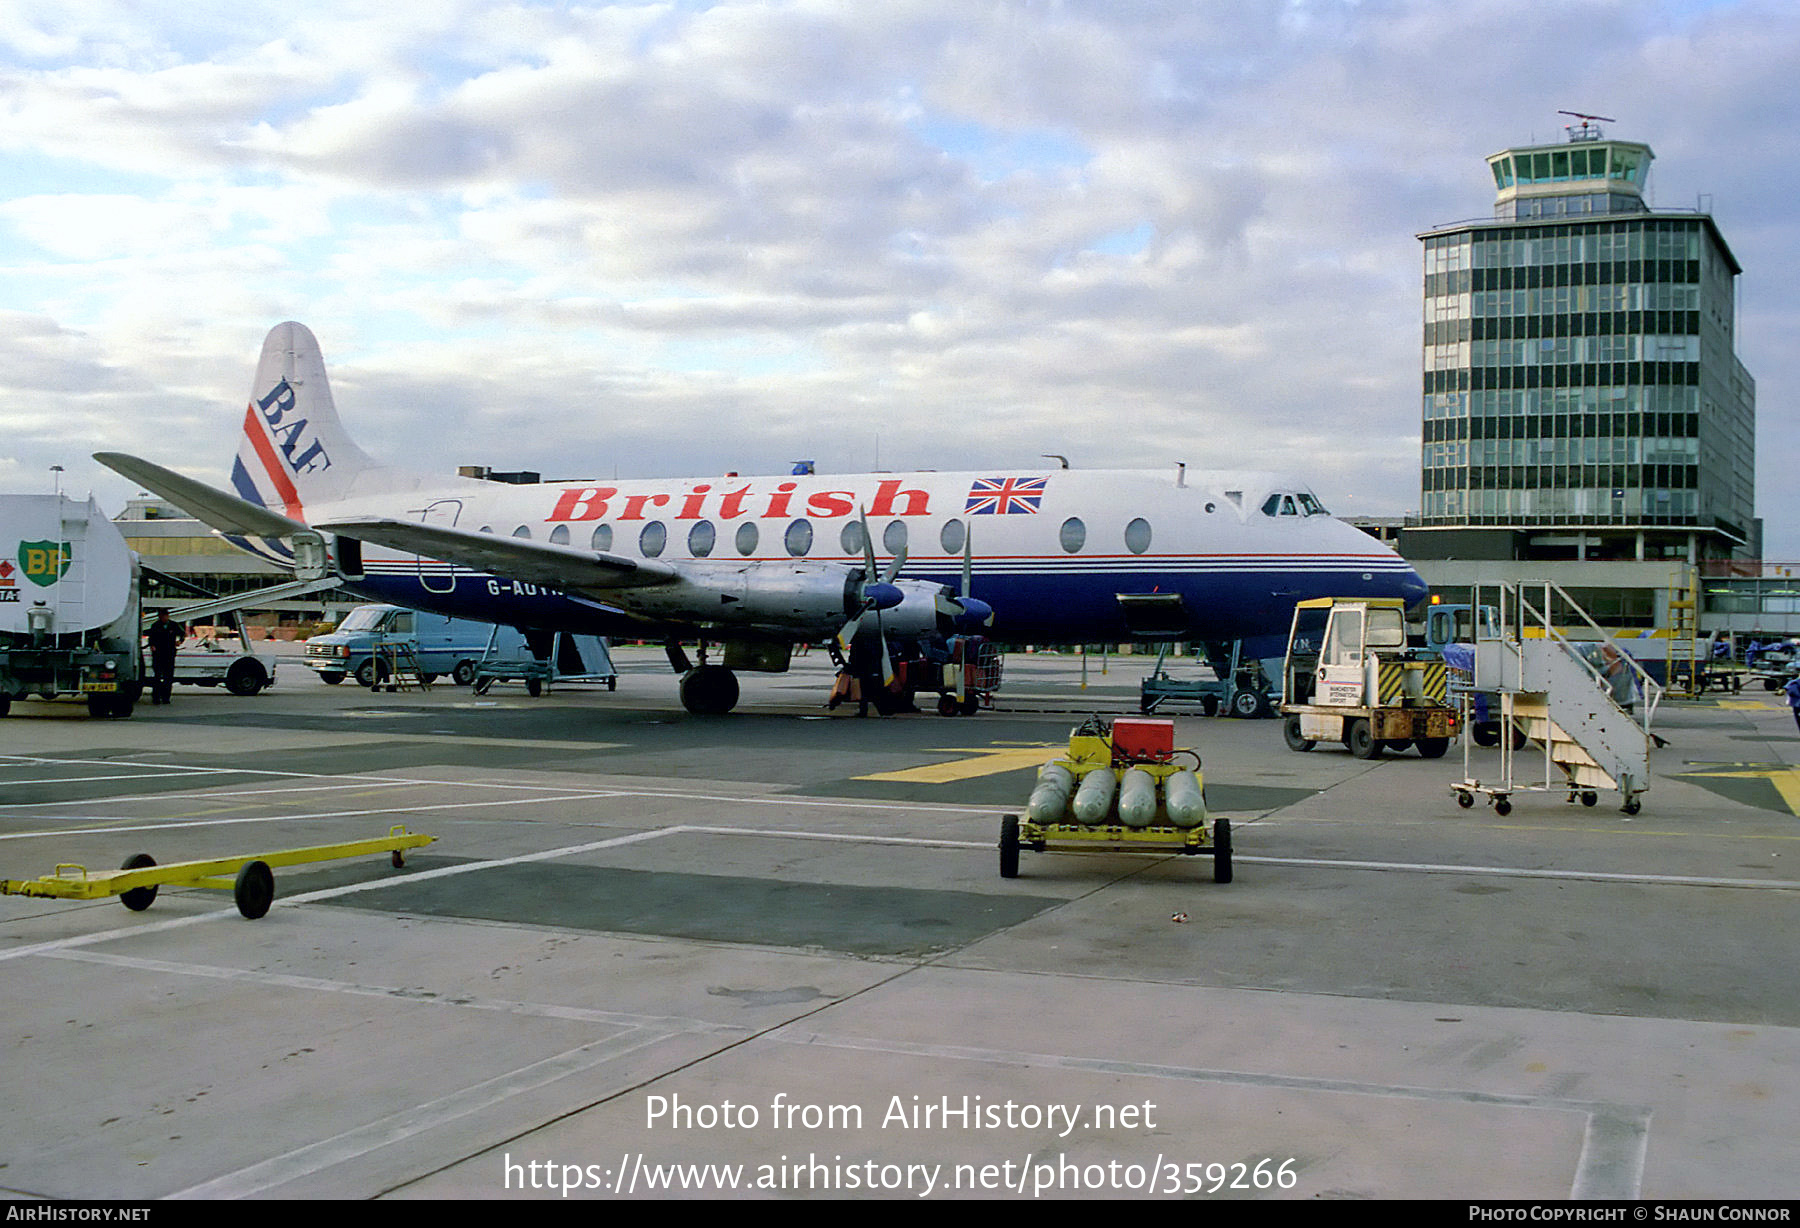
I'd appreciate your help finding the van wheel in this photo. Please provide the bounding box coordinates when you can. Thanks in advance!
[319,672,345,685]
[355,659,387,688]
[453,661,477,686]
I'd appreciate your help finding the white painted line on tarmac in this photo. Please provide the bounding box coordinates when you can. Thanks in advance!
[777,1030,1651,1200]
[166,1027,681,1199]
[48,947,750,1035]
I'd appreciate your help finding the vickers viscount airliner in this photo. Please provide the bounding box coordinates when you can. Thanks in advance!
[97,322,1426,715]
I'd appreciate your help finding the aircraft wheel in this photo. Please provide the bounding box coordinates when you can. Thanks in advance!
[1416,737,1450,759]
[234,860,275,919]
[679,665,739,716]
[1348,719,1380,759]
[1212,818,1233,884]
[453,661,477,686]
[1230,689,1265,719]
[318,672,345,685]
[999,814,1020,879]
[225,661,265,696]
[120,853,158,912]
[1282,715,1315,752]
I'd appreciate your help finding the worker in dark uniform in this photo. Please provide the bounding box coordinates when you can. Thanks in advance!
[145,610,184,705]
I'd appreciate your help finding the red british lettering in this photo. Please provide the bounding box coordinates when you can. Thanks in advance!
[547,486,617,521]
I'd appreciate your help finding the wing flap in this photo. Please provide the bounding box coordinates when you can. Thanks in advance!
[320,517,680,591]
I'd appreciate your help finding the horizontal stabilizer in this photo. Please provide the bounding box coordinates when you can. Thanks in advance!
[320,517,681,591]
[94,452,313,539]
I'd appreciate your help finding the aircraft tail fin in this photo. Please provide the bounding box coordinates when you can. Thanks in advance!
[230,321,382,521]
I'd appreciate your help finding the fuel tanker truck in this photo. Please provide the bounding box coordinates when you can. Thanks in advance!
[0,493,142,717]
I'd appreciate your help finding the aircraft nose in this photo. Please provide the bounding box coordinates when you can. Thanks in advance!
[1400,564,1430,611]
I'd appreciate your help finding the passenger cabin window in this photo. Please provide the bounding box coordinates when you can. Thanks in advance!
[1059,517,1086,553]
[784,519,813,557]
[549,524,570,546]
[1124,517,1151,554]
[940,518,966,555]
[688,521,716,557]
[883,520,907,555]
[735,521,759,556]
[512,525,532,539]
[840,521,864,555]
[591,524,613,552]
[639,521,666,557]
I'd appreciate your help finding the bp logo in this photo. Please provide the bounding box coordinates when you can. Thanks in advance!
[18,541,72,587]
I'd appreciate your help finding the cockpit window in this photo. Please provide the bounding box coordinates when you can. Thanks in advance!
[1262,491,1321,517]
[1297,492,1328,516]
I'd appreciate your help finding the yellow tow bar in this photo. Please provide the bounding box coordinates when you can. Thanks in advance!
[0,825,435,920]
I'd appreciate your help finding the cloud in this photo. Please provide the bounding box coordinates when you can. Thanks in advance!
[0,0,1792,557]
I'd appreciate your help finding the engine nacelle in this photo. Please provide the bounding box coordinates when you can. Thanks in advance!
[625,562,860,636]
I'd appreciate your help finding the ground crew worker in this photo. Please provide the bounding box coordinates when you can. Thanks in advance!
[146,610,184,705]
[1784,675,1800,735]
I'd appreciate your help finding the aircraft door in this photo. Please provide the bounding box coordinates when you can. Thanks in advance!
[417,500,463,594]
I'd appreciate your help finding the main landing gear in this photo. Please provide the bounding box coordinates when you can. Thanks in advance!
[667,641,740,715]
[679,664,739,716]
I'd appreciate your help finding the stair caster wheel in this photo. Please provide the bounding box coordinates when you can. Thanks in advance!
[1622,797,1642,816]
[1455,791,1474,809]
[1581,791,1598,807]
[1493,796,1512,817]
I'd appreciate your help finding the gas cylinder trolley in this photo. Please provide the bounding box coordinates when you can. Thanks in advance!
[999,716,1229,882]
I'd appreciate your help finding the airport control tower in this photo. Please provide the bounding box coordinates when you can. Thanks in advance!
[1410,116,1757,598]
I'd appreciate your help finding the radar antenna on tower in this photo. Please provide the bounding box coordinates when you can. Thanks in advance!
[1558,110,1615,142]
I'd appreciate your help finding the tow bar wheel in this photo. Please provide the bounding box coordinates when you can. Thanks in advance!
[233,860,275,919]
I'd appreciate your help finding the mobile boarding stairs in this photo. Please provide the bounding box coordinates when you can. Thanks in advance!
[1453,582,1661,817]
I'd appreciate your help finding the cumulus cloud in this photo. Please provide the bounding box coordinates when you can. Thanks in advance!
[0,0,1792,555]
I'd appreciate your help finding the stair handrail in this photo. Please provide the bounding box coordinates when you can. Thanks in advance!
[1507,581,1663,734]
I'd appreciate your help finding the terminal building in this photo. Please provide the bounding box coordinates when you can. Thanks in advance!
[1402,119,1759,630]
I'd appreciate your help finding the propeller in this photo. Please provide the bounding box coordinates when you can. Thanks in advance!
[836,508,906,685]
[933,528,994,708]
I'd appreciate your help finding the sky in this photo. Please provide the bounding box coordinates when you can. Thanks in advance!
[1,0,1794,557]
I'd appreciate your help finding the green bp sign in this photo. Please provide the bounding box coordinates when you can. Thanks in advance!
[18,540,72,587]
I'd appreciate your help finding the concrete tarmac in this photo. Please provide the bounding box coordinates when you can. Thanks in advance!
[2,646,1797,1200]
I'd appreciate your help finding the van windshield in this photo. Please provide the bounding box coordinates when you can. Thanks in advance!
[338,608,388,633]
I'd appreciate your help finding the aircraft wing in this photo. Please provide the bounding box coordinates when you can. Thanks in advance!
[320,517,681,592]
[95,452,311,539]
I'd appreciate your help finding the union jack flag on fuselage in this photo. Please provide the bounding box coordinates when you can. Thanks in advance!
[965,476,1048,515]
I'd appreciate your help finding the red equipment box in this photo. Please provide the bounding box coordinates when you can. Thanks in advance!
[1111,717,1175,763]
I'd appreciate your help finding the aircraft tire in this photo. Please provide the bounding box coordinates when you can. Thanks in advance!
[234,860,275,920]
[680,665,738,716]
[120,853,158,911]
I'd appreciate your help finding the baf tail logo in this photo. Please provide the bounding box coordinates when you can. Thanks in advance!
[19,541,72,587]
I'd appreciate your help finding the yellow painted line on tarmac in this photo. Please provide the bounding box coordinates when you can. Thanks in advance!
[856,744,1062,784]
[1716,701,1776,710]
[1676,766,1800,818]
